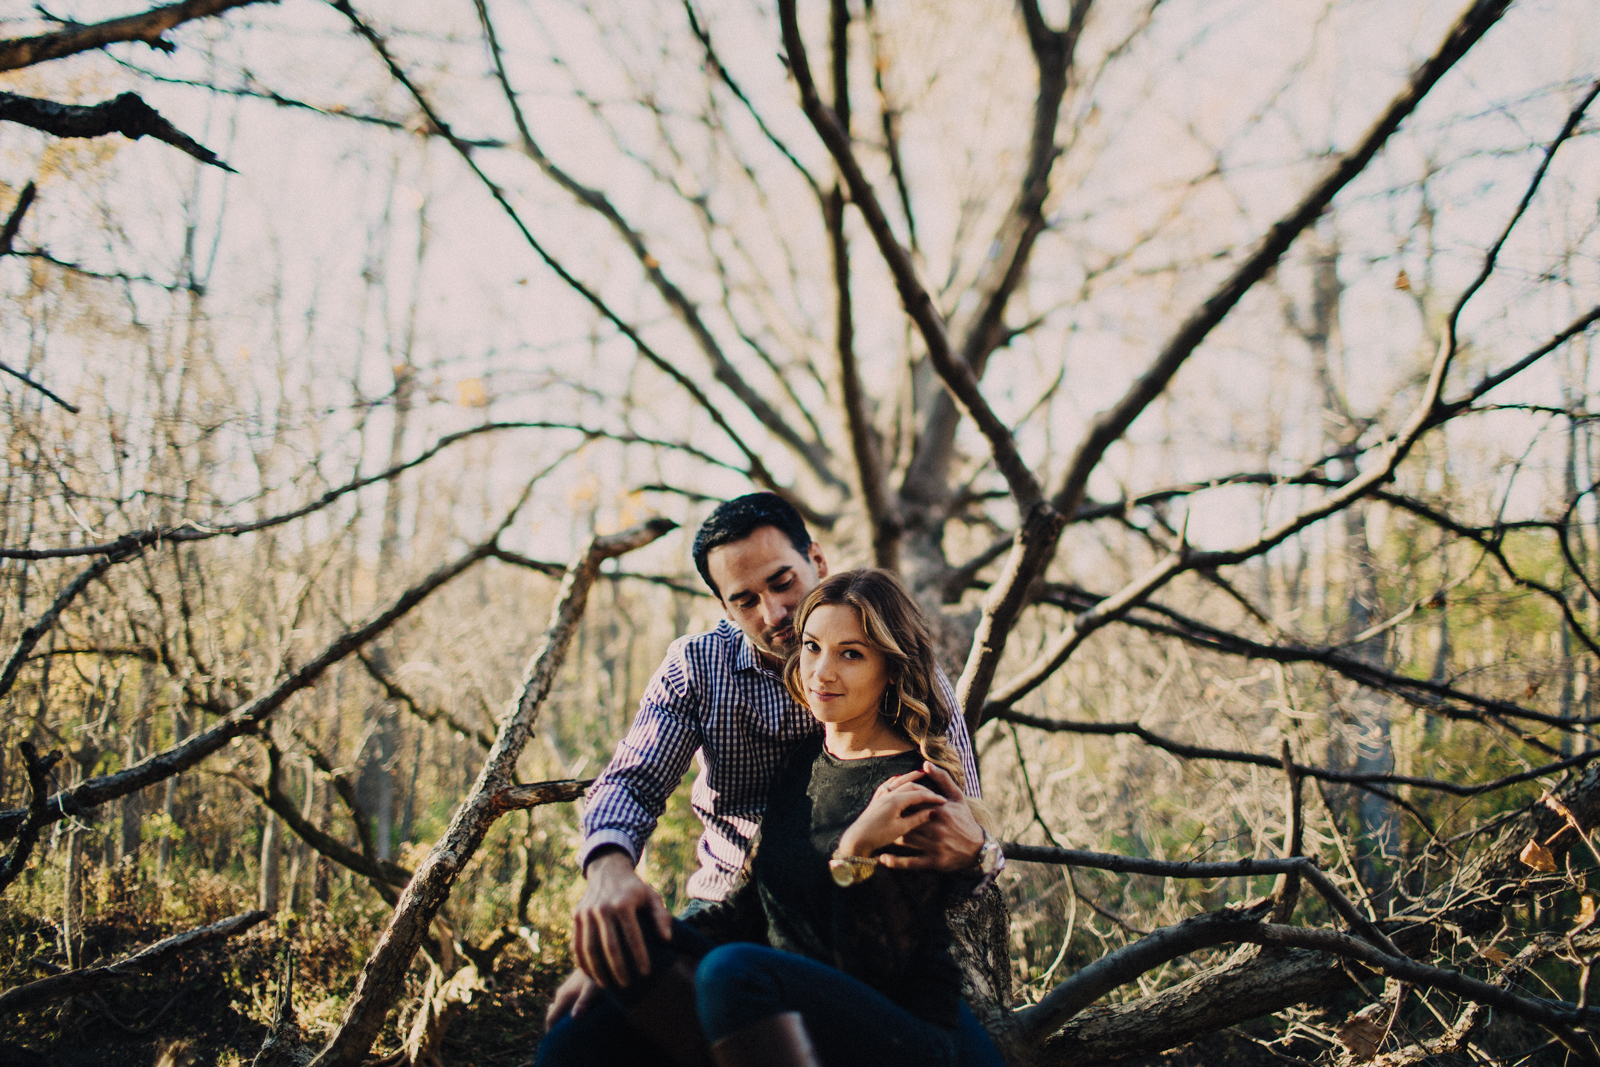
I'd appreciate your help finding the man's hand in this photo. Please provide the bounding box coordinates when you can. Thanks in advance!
[573,847,672,987]
[545,967,601,1027]
[877,762,984,872]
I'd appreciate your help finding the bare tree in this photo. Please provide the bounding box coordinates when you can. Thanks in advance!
[4,0,1600,1062]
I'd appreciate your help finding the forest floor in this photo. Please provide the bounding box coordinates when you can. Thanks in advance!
[2,897,570,1067]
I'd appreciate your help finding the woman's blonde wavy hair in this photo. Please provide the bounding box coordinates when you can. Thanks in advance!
[783,568,968,794]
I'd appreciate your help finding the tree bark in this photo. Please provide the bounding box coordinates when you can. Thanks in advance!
[1012,759,1600,1064]
[309,518,674,1067]
[0,0,268,72]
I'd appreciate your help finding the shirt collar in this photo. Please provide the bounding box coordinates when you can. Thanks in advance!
[728,621,779,678]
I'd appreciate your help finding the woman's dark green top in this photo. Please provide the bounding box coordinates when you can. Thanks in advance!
[687,733,972,1027]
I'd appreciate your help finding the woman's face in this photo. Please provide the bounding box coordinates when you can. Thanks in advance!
[799,603,890,729]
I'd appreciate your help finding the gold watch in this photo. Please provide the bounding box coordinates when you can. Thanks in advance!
[829,852,877,887]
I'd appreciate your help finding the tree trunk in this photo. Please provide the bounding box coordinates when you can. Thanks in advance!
[309,519,674,1067]
[259,812,281,913]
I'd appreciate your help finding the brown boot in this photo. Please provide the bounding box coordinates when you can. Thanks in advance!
[709,1011,821,1067]
[625,957,714,1067]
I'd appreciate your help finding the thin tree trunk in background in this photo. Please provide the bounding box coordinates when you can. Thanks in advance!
[119,696,149,863]
[157,703,185,878]
[314,768,333,905]
[259,811,281,912]
[286,757,314,910]
[62,752,82,969]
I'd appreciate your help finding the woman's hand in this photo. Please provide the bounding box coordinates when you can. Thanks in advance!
[836,773,947,859]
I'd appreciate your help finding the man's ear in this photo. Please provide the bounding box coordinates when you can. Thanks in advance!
[810,541,828,578]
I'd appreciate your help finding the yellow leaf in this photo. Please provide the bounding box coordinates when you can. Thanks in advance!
[1394,268,1411,291]
[1578,894,1597,929]
[456,378,489,409]
[1520,839,1557,872]
[1335,1015,1384,1061]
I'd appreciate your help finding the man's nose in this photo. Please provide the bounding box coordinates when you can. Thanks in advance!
[762,597,790,627]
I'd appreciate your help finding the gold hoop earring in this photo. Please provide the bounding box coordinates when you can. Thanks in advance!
[881,684,903,727]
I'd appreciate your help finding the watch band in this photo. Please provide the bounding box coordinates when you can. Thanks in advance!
[970,830,1006,895]
[829,853,877,887]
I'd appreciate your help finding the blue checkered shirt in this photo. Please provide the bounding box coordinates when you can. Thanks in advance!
[579,619,983,901]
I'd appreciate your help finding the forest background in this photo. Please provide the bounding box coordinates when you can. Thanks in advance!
[2,0,1600,1064]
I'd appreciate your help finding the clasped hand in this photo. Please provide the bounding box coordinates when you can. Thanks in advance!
[836,762,984,871]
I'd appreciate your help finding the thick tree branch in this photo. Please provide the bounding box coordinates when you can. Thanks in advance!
[0,180,36,254]
[0,0,267,71]
[0,90,235,170]
[1050,0,1513,527]
[902,0,1092,509]
[1010,906,1594,1054]
[778,0,1044,511]
[824,0,896,568]
[994,710,1600,797]
[0,535,498,841]
[0,910,269,1016]
[952,0,1515,726]
[310,518,675,1067]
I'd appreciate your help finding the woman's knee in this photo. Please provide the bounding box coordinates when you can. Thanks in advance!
[695,944,774,998]
[695,944,788,1039]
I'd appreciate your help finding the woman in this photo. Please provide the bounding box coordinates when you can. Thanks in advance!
[537,568,1003,1067]
[689,567,1005,1067]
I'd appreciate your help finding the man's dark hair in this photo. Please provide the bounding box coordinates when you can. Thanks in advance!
[693,492,813,598]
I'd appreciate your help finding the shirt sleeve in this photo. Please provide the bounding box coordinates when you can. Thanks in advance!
[934,667,983,798]
[577,638,703,873]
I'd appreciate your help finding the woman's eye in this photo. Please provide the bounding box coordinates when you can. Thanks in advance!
[803,639,820,652]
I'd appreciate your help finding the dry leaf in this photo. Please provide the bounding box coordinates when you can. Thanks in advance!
[642,254,660,270]
[1520,839,1557,872]
[1477,945,1511,965]
[456,378,489,408]
[1394,268,1412,291]
[1335,1015,1385,1061]
[1578,894,1598,930]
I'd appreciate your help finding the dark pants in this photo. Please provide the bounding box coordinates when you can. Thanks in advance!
[695,942,1005,1067]
[536,905,1005,1067]
[534,914,715,1067]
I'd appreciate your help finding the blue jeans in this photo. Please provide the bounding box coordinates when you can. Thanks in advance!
[695,943,1005,1067]
[536,907,1005,1067]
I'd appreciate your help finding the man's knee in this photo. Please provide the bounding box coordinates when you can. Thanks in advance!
[533,990,632,1066]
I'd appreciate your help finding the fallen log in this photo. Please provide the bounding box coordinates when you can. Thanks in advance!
[0,909,269,1016]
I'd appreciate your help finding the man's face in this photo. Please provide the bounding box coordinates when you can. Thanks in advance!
[706,525,828,662]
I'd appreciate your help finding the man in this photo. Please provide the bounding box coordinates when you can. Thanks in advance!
[545,493,998,1028]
